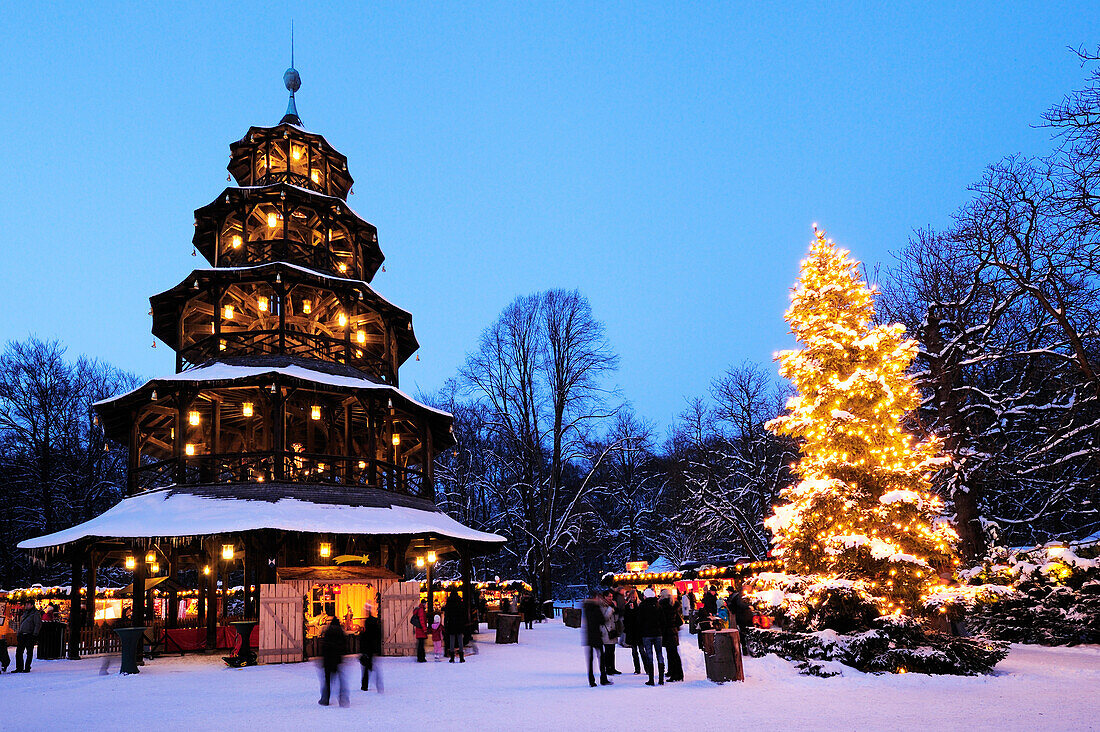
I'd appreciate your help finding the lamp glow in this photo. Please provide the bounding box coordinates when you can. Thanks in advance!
[427,551,437,564]
[392,433,401,446]
[258,296,269,312]
[302,299,312,315]
[320,543,332,558]
[356,330,366,345]
[311,405,321,421]
[267,212,278,228]
[231,235,242,249]
[185,443,196,456]
[145,551,156,564]
[242,402,254,417]
[416,556,425,568]
[221,544,234,561]
[188,410,201,426]
[223,304,234,320]
[125,556,136,570]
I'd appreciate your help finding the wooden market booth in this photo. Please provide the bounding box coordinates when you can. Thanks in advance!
[18,65,505,663]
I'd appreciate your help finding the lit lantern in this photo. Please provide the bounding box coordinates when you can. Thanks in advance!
[355,349,362,358]
[267,212,278,228]
[392,433,401,446]
[310,169,320,184]
[185,443,196,456]
[320,543,332,558]
[125,556,136,570]
[242,402,254,417]
[221,544,234,561]
[189,410,201,426]
[203,565,211,576]
[311,405,321,420]
[338,312,347,327]
[258,296,269,312]
[357,460,366,469]
[223,304,234,320]
[149,562,159,574]
[416,556,425,568]
[356,330,366,345]
[427,551,437,564]
[338,263,347,273]
[317,462,326,472]
[219,339,226,351]
[291,145,302,161]
[145,551,156,564]
[302,299,312,315]
[231,235,242,249]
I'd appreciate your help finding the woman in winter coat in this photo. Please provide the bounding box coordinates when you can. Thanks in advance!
[600,591,618,679]
[659,589,684,682]
[582,591,611,687]
[622,589,643,674]
[411,600,429,663]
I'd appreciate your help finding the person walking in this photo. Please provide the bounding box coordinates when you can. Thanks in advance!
[411,599,429,663]
[14,600,42,673]
[318,617,349,707]
[622,588,642,674]
[637,587,665,686]
[581,590,611,687]
[660,589,684,682]
[360,602,382,692]
[443,588,466,663]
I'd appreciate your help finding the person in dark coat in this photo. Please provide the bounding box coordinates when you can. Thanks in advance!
[443,589,466,662]
[319,617,348,707]
[411,599,429,663]
[622,589,642,674]
[637,587,666,685]
[659,589,684,682]
[520,593,536,630]
[360,603,383,692]
[14,601,42,673]
[727,584,755,656]
[581,591,611,687]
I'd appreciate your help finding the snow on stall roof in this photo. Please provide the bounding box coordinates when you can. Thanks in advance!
[94,362,451,417]
[17,488,504,549]
[646,555,677,573]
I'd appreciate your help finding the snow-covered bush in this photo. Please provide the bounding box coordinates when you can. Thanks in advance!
[746,615,1007,676]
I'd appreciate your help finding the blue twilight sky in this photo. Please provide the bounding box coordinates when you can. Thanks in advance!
[1,3,1098,430]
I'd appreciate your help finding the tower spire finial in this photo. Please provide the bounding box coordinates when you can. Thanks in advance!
[281,20,303,126]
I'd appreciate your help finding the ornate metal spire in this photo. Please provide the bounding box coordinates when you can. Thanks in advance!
[280,22,302,126]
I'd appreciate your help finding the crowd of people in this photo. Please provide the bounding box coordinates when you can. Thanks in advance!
[582,582,755,687]
[0,599,45,674]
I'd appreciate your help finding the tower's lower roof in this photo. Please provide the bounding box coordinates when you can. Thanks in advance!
[17,485,504,551]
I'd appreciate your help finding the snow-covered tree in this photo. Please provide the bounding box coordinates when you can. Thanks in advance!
[765,228,958,614]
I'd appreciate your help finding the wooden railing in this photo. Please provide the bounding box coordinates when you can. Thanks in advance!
[132,454,425,495]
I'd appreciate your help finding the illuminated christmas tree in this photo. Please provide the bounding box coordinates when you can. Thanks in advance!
[764,227,958,616]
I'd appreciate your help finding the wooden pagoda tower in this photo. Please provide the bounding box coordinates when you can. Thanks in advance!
[21,65,502,660]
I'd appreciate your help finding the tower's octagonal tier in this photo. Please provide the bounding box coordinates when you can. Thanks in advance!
[229,123,354,199]
[94,360,454,498]
[194,183,382,281]
[151,263,417,383]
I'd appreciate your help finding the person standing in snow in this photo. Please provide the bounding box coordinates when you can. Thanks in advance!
[360,602,382,692]
[623,588,643,674]
[659,589,684,682]
[443,588,466,662]
[637,587,666,685]
[318,617,349,707]
[13,600,42,673]
[582,590,612,687]
[411,599,429,663]
[727,583,756,657]
[431,613,444,661]
[602,588,622,676]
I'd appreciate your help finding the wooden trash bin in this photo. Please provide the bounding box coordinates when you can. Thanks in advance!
[495,613,521,644]
[562,607,582,628]
[702,628,744,682]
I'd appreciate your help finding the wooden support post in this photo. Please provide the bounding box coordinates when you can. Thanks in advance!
[273,386,285,481]
[198,558,206,627]
[68,550,83,659]
[85,553,98,628]
[166,552,178,629]
[460,542,474,634]
[205,541,218,650]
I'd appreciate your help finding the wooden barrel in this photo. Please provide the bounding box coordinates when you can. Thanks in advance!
[495,613,521,644]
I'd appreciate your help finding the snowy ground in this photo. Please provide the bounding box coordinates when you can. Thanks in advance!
[4,621,1100,731]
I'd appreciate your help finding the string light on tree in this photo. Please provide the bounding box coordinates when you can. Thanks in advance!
[764,226,958,614]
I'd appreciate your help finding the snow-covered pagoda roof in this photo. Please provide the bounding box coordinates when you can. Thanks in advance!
[93,357,455,448]
[18,486,504,551]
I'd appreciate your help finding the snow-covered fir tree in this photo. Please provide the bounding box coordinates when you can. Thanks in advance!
[764,228,958,615]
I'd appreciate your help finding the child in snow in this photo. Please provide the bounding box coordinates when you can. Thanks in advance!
[431,614,444,661]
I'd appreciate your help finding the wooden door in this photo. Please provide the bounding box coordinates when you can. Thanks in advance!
[257,583,304,664]
[381,579,420,656]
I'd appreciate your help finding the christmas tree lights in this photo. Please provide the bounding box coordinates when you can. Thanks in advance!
[764,227,958,615]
